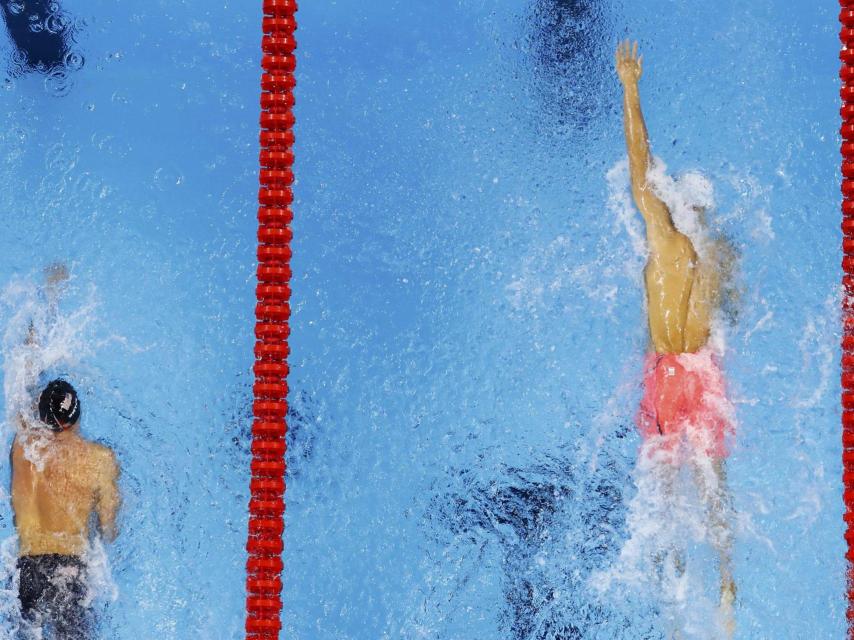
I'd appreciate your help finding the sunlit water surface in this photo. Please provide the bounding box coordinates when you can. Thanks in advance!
[0,0,259,637]
[0,0,844,639]
[288,1,843,639]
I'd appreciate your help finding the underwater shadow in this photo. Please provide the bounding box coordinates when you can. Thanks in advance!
[526,0,615,136]
[428,425,663,639]
[0,0,83,78]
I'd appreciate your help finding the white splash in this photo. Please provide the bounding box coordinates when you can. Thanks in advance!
[0,536,25,639]
[646,156,716,261]
[791,293,839,411]
[606,159,648,266]
[590,450,732,640]
[593,160,744,638]
[0,271,119,634]
[82,538,119,606]
[1,273,96,453]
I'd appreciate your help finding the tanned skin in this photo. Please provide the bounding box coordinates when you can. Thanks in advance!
[12,424,119,556]
[616,41,718,355]
[616,41,735,638]
[10,264,120,557]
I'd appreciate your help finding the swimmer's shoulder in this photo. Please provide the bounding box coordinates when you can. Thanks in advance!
[647,229,695,263]
[83,439,115,459]
[85,441,118,476]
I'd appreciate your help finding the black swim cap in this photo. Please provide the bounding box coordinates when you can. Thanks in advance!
[38,379,81,432]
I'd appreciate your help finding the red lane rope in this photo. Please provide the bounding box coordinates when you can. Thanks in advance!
[843,2,854,635]
[247,1,296,638]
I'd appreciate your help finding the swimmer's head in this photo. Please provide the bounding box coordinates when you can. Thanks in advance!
[37,379,81,432]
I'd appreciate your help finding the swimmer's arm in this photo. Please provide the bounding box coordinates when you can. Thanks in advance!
[21,264,68,350]
[44,262,68,313]
[14,265,68,406]
[616,41,676,241]
[96,451,121,542]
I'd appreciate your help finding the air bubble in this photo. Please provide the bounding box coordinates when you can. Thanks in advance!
[44,68,72,98]
[64,50,85,72]
[66,15,87,45]
[154,167,185,190]
[45,12,68,35]
[8,50,25,77]
[45,143,78,173]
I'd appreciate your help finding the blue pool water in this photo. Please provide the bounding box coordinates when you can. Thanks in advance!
[289,1,843,639]
[0,0,843,638]
[0,0,259,637]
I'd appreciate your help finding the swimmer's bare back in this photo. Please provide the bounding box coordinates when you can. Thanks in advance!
[11,427,119,556]
[616,41,719,355]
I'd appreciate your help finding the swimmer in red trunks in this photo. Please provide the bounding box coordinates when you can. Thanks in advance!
[616,40,737,636]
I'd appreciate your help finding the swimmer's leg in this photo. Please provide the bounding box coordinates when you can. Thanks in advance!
[650,460,686,583]
[638,443,690,636]
[691,457,735,639]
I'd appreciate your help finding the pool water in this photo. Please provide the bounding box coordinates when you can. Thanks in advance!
[288,1,843,639]
[0,0,260,637]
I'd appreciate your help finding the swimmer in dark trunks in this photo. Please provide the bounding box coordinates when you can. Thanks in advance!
[616,41,737,637]
[10,267,120,639]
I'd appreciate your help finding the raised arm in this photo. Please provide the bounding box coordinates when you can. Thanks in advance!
[615,41,676,239]
[44,262,68,312]
[16,264,69,426]
[96,449,121,542]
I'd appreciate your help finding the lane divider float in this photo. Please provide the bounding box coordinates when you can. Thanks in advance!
[247,1,297,638]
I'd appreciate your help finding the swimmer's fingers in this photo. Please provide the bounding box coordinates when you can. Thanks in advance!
[615,40,643,82]
[616,40,634,68]
[45,262,69,286]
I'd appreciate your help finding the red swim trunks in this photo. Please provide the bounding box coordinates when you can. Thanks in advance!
[636,347,735,463]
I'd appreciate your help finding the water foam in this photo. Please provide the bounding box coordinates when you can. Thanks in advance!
[590,450,734,639]
[1,272,95,450]
[590,161,741,638]
[0,270,118,636]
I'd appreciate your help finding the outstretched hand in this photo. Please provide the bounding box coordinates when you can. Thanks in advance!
[44,262,69,308]
[45,262,69,287]
[615,40,642,86]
